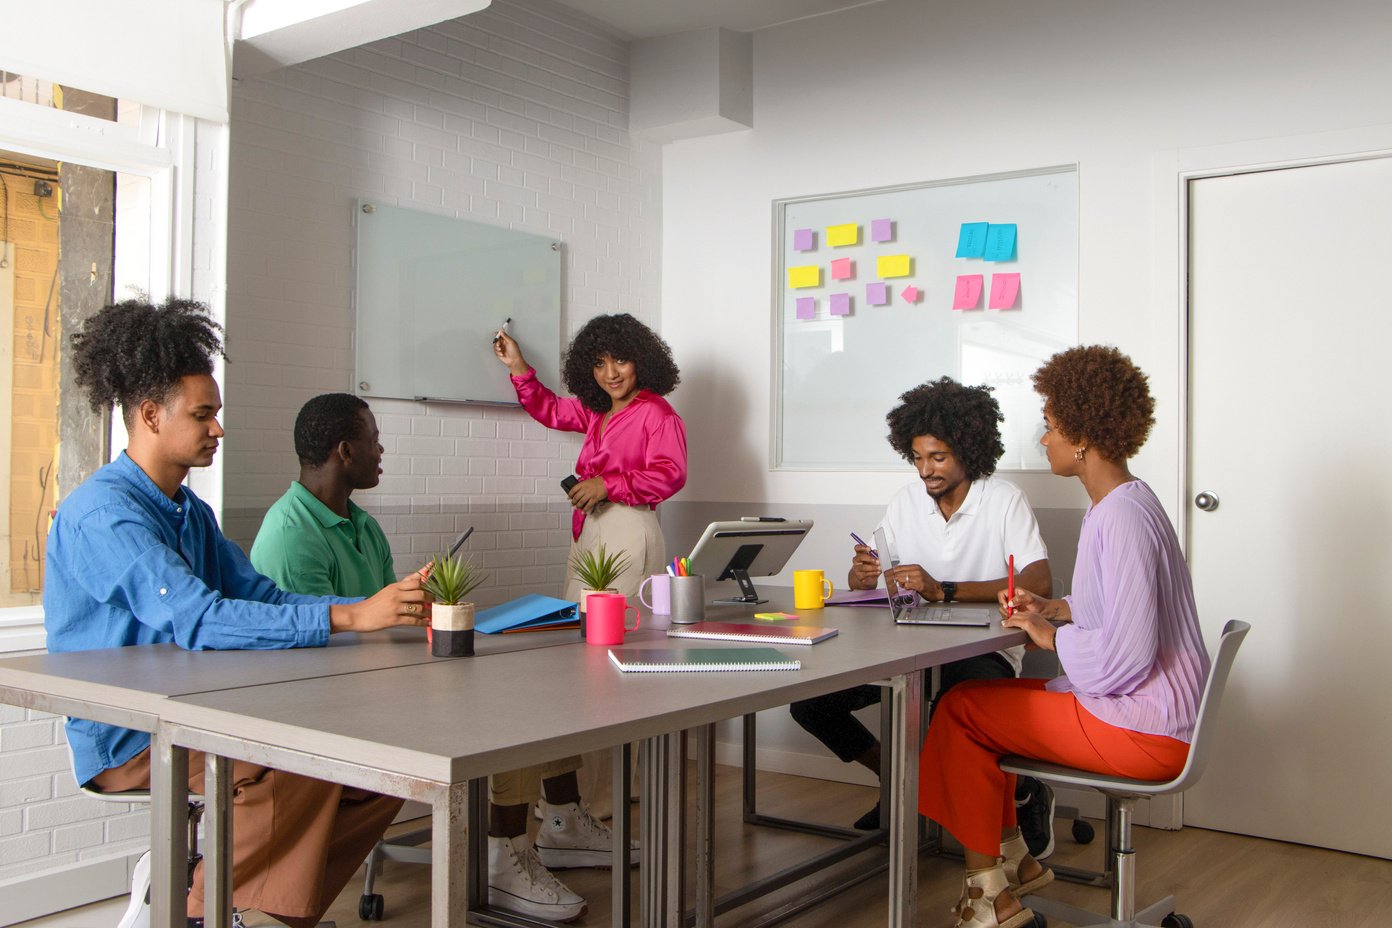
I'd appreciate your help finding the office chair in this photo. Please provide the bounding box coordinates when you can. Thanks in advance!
[1000,619,1250,928]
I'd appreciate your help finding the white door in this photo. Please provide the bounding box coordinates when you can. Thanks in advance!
[1186,155,1392,858]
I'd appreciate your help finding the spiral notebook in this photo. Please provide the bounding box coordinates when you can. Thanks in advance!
[608,647,801,672]
[665,622,838,645]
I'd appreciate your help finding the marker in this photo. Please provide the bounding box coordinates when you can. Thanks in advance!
[1006,554,1015,617]
[449,526,475,558]
[850,532,879,558]
[492,317,512,343]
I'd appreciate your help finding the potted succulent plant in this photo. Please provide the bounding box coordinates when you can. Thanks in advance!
[423,552,487,657]
[569,544,631,631]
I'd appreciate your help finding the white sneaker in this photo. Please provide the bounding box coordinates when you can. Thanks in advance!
[534,800,640,869]
[487,835,586,923]
[117,850,151,928]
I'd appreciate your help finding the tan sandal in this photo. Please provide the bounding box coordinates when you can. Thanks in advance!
[950,865,1036,928]
[1000,830,1054,897]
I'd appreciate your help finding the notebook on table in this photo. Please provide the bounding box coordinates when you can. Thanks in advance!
[665,622,838,645]
[608,647,801,672]
[873,526,992,627]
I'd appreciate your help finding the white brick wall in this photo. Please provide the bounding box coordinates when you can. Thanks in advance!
[221,0,662,612]
[0,706,148,884]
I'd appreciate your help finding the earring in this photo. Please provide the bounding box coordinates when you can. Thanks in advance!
[1074,447,1086,462]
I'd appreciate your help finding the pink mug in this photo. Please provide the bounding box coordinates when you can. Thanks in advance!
[585,593,641,646]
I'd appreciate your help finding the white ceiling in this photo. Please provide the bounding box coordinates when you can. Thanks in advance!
[550,0,884,39]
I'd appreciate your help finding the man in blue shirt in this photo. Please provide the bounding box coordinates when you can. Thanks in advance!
[45,298,430,928]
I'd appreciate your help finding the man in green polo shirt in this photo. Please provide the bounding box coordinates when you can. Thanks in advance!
[252,393,395,597]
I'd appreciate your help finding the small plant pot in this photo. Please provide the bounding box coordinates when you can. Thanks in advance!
[431,602,475,657]
[578,587,616,638]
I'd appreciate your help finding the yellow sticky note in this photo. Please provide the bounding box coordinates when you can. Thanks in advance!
[788,265,821,289]
[826,223,860,247]
[877,254,912,278]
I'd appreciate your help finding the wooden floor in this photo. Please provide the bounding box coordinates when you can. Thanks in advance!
[252,763,1391,928]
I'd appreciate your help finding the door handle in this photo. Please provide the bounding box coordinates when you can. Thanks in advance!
[1194,491,1219,512]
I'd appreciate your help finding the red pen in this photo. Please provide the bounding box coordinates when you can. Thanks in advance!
[1006,554,1015,617]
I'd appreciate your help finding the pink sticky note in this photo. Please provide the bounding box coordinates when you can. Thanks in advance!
[953,275,984,310]
[866,282,889,305]
[901,285,920,303]
[871,218,893,242]
[793,228,815,251]
[795,297,815,320]
[988,273,1021,309]
[830,293,851,316]
[830,258,854,280]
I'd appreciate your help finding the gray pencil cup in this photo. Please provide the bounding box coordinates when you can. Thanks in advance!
[668,575,705,625]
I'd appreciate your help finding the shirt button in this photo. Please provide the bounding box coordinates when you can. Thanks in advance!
[176,506,182,513]
[159,588,168,595]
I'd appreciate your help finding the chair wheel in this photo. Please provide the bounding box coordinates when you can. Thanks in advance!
[1161,914,1193,928]
[359,894,385,921]
[1071,819,1095,844]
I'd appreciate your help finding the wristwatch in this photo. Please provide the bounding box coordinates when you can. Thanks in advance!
[940,580,957,603]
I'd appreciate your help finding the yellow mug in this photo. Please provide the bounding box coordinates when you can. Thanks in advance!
[793,569,834,610]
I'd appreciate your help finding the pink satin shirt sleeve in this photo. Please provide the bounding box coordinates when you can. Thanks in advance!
[510,368,595,433]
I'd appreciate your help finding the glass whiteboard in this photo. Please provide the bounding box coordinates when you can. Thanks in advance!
[354,199,562,404]
[774,167,1077,470]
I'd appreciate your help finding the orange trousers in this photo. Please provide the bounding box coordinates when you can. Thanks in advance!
[94,748,403,928]
[918,678,1190,858]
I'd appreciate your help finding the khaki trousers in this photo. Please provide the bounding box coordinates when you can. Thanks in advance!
[93,748,403,928]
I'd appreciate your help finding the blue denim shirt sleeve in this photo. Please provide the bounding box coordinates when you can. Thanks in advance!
[64,503,334,650]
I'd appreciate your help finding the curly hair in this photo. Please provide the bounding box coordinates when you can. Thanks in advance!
[70,297,224,423]
[1031,345,1155,462]
[295,393,369,468]
[561,313,680,412]
[885,377,1004,480]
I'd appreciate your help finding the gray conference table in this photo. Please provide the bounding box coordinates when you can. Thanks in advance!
[0,599,1024,928]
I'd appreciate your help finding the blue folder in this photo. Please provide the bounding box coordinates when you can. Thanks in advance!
[474,594,580,635]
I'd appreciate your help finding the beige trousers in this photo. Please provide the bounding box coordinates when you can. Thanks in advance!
[94,747,402,928]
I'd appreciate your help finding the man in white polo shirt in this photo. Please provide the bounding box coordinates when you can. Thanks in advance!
[790,377,1058,854]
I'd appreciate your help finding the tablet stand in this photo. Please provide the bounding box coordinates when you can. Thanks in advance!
[712,569,766,606]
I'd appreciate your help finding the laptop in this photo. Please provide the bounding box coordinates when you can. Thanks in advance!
[873,526,993,627]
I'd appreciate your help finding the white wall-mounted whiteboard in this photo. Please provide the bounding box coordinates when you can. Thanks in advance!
[773,166,1078,470]
[354,199,563,405]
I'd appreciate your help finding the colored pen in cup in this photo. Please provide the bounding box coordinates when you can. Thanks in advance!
[850,531,879,558]
[1006,554,1015,617]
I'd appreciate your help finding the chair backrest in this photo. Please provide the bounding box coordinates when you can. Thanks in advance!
[1156,619,1250,793]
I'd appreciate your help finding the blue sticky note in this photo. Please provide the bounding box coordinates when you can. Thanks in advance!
[983,223,1017,262]
[955,222,989,258]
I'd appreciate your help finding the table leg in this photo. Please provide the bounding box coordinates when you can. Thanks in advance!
[886,670,923,928]
[694,724,716,928]
[149,727,189,928]
[432,780,469,928]
[612,742,632,927]
[638,732,685,928]
[465,778,487,913]
[203,754,232,928]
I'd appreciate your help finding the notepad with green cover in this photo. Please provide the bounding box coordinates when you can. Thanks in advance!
[608,647,801,672]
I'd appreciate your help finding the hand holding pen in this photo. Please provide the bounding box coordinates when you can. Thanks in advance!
[848,532,882,590]
[491,320,530,376]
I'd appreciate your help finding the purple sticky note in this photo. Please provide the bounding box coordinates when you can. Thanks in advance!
[830,258,854,280]
[830,293,851,316]
[867,282,889,305]
[871,219,893,243]
[988,273,1021,309]
[793,228,815,251]
[795,297,816,320]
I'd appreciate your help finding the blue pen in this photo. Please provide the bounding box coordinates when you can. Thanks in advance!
[850,532,879,558]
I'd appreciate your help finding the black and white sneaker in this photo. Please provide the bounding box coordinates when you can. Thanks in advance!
[1015,777,1056,860]
[117,850,151,928]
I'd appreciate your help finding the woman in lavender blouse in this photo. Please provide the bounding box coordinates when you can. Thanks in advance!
[918,345,1211,928]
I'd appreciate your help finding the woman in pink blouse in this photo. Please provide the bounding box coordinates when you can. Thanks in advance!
[493,313,686,602]
[918,346,1210,928]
